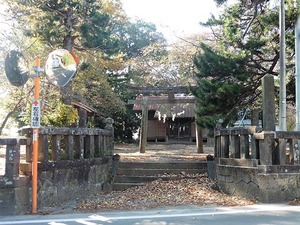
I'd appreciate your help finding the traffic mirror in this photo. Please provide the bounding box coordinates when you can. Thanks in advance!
[4,50,29,86]
[45,49,78,87]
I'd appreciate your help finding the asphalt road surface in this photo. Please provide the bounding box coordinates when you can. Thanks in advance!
[1,204,300,225]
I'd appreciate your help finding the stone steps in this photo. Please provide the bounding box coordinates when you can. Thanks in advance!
[113,161,207,191]
[117,162,206,169]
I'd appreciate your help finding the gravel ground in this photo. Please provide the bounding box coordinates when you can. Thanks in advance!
[114,142,214,162]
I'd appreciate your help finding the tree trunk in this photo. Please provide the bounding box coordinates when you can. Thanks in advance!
[61,8,74,104]
[0,92,28,135]
[196,124,204,153]
[0,111,15,135]
[61,34,74,105]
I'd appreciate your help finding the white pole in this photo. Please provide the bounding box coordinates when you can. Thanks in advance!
[295,17,300,131]
[279,0,287,131]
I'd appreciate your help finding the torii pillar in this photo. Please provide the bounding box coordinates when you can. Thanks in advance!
[127,86,201,153]
[139,96,148,153]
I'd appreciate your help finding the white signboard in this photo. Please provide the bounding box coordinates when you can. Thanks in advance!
[31,99,40,128]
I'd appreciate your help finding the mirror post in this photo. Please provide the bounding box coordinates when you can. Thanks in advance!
[32,58,41,214]
[295,17,300,132]
[279,0,286,131]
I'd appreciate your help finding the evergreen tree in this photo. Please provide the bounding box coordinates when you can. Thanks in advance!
[192,0,299,128]
[1,0,166,141]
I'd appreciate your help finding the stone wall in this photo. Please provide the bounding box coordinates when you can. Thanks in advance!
[0,157,113,215]
[0,137,29,215]
[0,176,30,215]
[216,163,260,201]
[216,159,300,203]
[36,157,112,208]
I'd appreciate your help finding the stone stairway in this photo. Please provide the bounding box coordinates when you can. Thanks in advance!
[113,161,208,191]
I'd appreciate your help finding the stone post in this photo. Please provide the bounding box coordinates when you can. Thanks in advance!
[262,75,276,131]
[105,117,114,154]
[0,137,29,216]
[214,119,223,157]
[251,109,260,127]
[260,75,276,165]
[230,134,240,158]
[221,135,230,158]
[78,108,87,128]
[5,139,21,178]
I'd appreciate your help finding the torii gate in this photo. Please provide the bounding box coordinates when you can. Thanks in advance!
[127,86,203,153]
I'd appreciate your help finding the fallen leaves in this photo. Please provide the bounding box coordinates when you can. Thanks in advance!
[289,198,300,205]
[74,173,256,212]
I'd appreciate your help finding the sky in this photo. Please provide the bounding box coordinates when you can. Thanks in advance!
[120,0,221,43]
[0,1,222,44]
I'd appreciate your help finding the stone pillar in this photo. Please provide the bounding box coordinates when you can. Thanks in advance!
[262,75,276,131]
[240,133,250,159]
[214,119,224,157]
[78,108,87,128]
[105,117,114,153]
[258,132,274,165]
[230,134,240,158]
[5,139,21,178]
[251,109,260,127]
[221,135,230,158]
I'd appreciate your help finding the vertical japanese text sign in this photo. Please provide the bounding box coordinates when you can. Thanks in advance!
[31,99,40,128]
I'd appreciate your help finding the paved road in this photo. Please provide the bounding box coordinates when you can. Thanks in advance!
[1,204,300,225]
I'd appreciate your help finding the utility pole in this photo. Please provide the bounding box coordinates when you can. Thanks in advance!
[295,17,300,131]
[279,0,287,131]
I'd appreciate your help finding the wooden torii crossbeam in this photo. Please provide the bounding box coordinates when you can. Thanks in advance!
[127,86,203,153]
[125,85,191,95]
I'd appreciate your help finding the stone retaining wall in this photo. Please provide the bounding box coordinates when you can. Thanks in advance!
[0,157,113,215]
[216,159,300,203]
[0,176,30,215]
[36,157,112,208]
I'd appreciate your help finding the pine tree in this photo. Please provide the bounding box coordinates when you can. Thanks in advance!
[192,0,299,128]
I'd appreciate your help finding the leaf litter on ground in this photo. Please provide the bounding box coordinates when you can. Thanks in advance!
[74,173,257,212]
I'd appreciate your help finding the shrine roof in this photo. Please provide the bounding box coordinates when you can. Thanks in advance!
[133,95,195,118]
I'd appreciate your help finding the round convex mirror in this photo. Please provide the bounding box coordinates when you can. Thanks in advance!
[4,50,29,86]
[45,49,77,87]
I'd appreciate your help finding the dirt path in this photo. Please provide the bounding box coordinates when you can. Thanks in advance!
[114,143,214,162]
[0,143,214,175]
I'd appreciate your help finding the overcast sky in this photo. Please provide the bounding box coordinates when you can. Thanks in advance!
[120,0,221,42]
